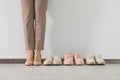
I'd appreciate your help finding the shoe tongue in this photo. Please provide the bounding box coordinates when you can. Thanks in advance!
[75,54,80,58]
[95,54,102,59]
[66,54,72,58]
[89,55,94,59]
[96,56,102,59]
[47,56,52,60]
[54,55,60,58]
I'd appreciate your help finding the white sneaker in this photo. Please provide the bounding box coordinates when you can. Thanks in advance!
[53,55,62,65]
[86,54,96,65]
[43,56,53,65]
[94,54,105,65]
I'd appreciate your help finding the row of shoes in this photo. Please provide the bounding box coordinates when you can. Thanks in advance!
[43,52,84,65]
[43,52,105,65]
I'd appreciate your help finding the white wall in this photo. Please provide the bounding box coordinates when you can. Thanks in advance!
[0,0,120,59]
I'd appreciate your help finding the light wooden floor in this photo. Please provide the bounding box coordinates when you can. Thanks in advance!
[0,64,120,80]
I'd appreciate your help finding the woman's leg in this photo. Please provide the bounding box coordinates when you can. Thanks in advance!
[35,0,48,50]
[33,0,48,65]
[21,0,35,66]
[21,0,35,50]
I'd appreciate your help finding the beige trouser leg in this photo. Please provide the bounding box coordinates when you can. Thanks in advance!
[21,0,48,50]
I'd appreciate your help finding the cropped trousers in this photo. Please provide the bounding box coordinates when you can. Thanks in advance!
[21,0,48,50]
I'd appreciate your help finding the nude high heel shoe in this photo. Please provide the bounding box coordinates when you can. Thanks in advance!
[33,50,42,66]
[25,50,34,66]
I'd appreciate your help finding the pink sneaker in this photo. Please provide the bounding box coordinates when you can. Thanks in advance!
[64,52,74,65]
[74,53,84,65]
